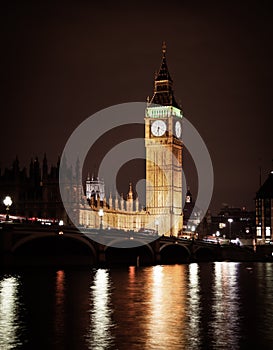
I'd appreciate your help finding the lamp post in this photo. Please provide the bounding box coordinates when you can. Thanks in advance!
[216,230,220,244]
[228,218,233,242]
[3,196,12,221]
[99,208,104,230]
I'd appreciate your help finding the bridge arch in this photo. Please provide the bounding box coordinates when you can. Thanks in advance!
[160,243,191,264]
[194,246,216,262]
[12,233,97,266]
[104,239,155,266]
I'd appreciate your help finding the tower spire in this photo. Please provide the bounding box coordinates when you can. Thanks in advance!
[155,41,172,82]
[162,41,166,57]
[149,42,180,108]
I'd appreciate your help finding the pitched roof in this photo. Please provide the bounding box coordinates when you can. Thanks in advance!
[149,42,181,109]
[155,42,173,82]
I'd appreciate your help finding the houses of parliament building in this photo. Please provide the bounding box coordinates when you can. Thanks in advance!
[0,45,201,237]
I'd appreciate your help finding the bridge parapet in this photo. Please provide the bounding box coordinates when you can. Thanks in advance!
[0,223,259,267]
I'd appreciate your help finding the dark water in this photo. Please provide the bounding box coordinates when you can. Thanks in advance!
[0,262,273,349]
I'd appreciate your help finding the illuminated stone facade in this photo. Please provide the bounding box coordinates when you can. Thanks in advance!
[79,182,151,232]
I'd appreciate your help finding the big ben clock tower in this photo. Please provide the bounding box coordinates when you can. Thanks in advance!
[145,42,183,236]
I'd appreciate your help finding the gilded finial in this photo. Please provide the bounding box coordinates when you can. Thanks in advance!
[128,182,133,200]
[162,41,166,56]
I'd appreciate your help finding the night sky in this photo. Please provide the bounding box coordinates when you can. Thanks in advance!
[1,0,273,214]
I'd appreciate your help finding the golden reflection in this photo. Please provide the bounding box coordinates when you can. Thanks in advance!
[87,269,114,350]
[145,265,187,350]
[127,266,137,320]
[54,270,66,336]
[128,266,136,283]
[56,270,65,305]
[0,276,19,348]
[211,262,240,348]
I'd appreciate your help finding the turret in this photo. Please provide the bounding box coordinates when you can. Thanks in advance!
[109,192,113,209]
[126,183,134,212]
[115,192,119,210]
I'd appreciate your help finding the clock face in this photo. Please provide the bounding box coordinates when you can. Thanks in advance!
[175,121,181,138]
[151,120,167,137]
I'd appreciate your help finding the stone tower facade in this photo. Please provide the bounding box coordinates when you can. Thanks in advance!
[145,42,183,236]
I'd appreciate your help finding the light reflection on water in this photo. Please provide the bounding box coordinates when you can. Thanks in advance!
[210,262,241,349]
[54,270,66,342]
[0,262,273,349]
[145,265,187,349]
[0,275,25,349]
[86,268,115,350]
[187,263,201,350]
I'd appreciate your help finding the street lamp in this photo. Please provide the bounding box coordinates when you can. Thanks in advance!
[3,196,12,221]
[99,209,104,230]
[216,230,220,243]
[228,218,233,241]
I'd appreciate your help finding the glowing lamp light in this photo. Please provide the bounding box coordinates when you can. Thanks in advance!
[3,196,12,221]
[3,196,12,207]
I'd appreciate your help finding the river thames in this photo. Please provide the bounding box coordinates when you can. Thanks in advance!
[0,262,273,349]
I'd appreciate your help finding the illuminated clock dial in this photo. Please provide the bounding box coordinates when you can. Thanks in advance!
[175,121,181,138]
[151,120,167,136]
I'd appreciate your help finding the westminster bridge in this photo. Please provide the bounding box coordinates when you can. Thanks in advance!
[0,222,269,268]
